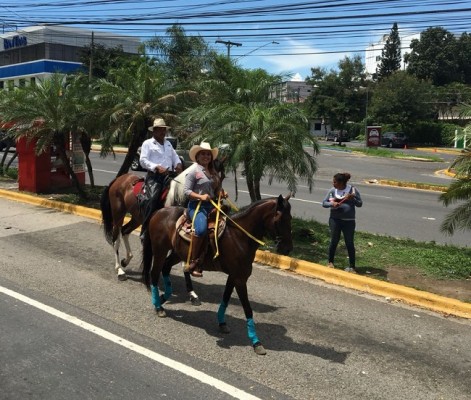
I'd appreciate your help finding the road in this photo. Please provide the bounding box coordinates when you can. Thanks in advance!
[1,199,470,399]
[87,146,468,247]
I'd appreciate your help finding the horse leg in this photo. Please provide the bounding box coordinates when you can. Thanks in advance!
[112,230,127,281]
[120,218,140,269]
[159,257,174,305]
[150,253,167,318]
[150,278,166,318]
[235,282,267,356]
[184,268,201,306]
[217,276,235,334]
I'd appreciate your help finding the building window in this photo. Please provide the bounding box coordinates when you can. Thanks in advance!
[30,77,36,86]
[0,81,4,90]
[7,80,14,91]
[376,55,381,62]
[19,78,26,87]
[314,123,322,131]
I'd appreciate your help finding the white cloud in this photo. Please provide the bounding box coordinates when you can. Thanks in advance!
[245,38,352,80]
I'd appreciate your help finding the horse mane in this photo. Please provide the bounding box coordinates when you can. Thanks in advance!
[230,197,276,220]
[165,164,196,207]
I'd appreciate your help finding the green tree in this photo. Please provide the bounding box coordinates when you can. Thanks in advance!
[369,71,434,131]
[306,55,367,143]
[185,63,318,201]
[457,32,471,85]
[376,23,402,80]
[146,24,215,86]
[405,27,460,86]
[79,43,138,80]
[93,56,195,176]
[0,74,88,197]
[440,148,471,235]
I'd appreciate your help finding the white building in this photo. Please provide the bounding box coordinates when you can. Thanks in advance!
[0,25,140,90]
[365,32,420,76]
[269,80,313,103]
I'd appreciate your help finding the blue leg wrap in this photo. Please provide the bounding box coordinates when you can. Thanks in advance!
[247,318,260,346]
[162,275,172,301]
[217,301,228,325]
[151,285,161,309]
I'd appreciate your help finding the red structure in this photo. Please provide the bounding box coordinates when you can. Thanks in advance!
[16,135,85,193]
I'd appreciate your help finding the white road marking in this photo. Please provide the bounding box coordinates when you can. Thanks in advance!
[0,285,262,400]
[422,217,436,221]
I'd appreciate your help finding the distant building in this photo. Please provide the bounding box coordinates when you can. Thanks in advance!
[269,80,313,103]
[365,32,420,76]
[0,25,140,90]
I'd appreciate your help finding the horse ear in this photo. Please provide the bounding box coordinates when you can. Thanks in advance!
[285,193,292,201]
[277,194,284,211]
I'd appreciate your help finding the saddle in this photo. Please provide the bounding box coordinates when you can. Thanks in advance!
[132,177,169,204]
[176,207,228,242]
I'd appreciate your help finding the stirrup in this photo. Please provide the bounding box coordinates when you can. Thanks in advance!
[190,270,203,278]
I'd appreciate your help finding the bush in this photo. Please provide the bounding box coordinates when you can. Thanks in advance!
[407,121,443,145]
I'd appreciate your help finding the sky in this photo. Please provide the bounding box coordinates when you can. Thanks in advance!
[2,0,471,80]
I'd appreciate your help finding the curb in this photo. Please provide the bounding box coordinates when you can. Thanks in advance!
[1,188,470,320]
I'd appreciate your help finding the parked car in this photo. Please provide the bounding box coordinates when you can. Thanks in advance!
[325,130,350,142]
[0,130,15,151]
[381,132,408,148]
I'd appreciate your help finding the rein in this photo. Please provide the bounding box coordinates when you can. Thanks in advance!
[209,198,265,246]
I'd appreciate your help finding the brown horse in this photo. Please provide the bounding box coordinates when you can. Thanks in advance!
[141,195,293,355]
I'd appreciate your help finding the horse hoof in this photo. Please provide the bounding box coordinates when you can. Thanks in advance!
[253,343,267,355]
[219,323,230,334]
[117,273,127,281]
[155,307,166,318]
[120,259,128,268]
[190,296,201,306]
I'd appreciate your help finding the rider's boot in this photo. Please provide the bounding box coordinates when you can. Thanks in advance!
[184,234,205,278]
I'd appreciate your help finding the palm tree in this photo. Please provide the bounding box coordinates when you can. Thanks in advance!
[184,64,319,201]
[93,57,196,176]
[0,73,88,198]
[440,147,471,235]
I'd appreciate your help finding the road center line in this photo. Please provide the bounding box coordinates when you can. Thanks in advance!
[0,285,262,400]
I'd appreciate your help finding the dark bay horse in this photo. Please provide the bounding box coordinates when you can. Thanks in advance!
[141,195,293,355]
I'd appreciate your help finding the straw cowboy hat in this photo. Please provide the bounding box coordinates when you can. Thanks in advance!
[148,118,170,131]
[189,142,219,162]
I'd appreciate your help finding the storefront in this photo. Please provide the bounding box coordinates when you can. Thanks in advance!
[0,25,140,89]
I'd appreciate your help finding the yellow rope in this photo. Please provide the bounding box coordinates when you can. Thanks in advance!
[213,192,222,258]
[209,198,265,246]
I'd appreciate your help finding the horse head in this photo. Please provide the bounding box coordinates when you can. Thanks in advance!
[272,194,293,256]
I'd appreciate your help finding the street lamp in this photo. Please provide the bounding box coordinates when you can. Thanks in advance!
[235,41,279,60]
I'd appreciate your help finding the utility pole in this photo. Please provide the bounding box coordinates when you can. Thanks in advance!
[89,31,94,81]
[215,39,242,58]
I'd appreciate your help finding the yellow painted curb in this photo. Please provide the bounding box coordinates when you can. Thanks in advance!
[254,252,471,320]
[0,189,102,220]
[1,188,470,320]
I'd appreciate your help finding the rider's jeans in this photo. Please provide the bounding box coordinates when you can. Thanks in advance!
[188,200,213,236]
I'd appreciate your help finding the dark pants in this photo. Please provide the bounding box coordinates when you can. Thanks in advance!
[328,217,356,267]
[141,173,165,236]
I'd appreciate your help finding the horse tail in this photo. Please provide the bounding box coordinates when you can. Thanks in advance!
[100,181,115,245]
[141,233,153,290]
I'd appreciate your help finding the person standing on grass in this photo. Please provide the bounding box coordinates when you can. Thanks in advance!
[322,172,363,272]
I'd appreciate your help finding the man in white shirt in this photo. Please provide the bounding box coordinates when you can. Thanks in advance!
[139,118,182,239]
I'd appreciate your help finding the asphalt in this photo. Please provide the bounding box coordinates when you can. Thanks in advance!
[0,178,470,320]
